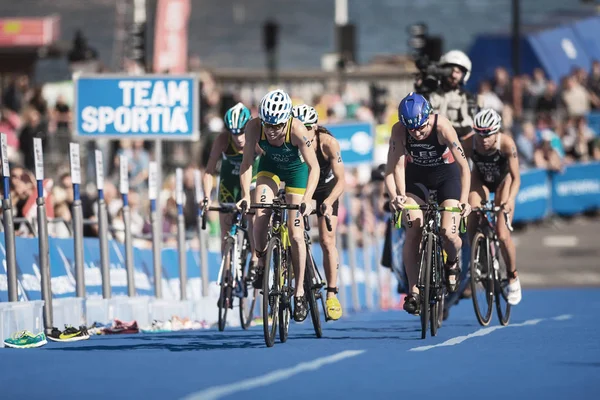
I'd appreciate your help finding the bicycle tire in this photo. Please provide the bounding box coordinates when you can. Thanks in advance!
[495,251,512,326]
[430,237,443,337]
[218,239,234,332]
[278,248,292,343]
[470,231,494,326]
[263,237,281,347]
[419,232,433,340]
[305,247,322,338]
[239,233,257,330]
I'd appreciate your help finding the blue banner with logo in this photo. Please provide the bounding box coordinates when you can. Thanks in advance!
[514,169,551,222]
[325,122,374,165]
[75,74,199,140]
[552,162,600,215]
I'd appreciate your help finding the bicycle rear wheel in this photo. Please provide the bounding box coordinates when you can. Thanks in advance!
[239,232,257,330]
[470,231,494,326]
[278,249,292,343]
[495,251,512,326]
[305,248,322,338]
[430,237,444,337]
[262,237,281,347]
[419,233,433,340]
[218,239,234,332]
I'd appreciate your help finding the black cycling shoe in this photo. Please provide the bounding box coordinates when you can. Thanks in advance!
[445,258,461,293]
[293,296,308,322]
[245,261,256,283]
[403,293,420,315]
[252,265,264,290]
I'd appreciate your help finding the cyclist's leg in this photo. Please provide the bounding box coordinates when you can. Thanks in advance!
[438,176,463,293]
[217,179,236,257]
[467,171,489,245]
[403,183,426,314]
[248,158,260,267]
[494,176,521,305]
[252,172,278,288]
[316,197,342,320]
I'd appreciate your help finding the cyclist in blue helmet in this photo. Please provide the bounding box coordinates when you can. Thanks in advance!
[203,102,263,271]
[384,92,472,315]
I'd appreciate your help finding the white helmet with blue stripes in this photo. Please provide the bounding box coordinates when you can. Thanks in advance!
[259,89,292,125]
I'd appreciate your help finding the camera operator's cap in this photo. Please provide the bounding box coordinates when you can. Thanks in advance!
[440,50,472,83]
[398,92,431,130]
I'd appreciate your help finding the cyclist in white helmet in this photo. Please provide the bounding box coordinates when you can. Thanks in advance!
[238,89,320,322]
[466,108,522,305]
[293,104,345,321]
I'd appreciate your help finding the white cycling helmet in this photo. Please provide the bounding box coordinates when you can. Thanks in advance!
[440,50,472,83]
[259,89,293,125]
[473,108,502,136]
[292,104,319,127]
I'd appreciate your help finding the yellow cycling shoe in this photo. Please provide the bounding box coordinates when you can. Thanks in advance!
[326,296,343,321]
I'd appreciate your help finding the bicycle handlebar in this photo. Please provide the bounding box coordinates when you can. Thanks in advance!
[472,206,514,232]
[393,204,466,234]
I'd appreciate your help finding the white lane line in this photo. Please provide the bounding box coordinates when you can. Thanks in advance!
[182,350,365,400]
[553,314,573,321]
[543,235,578,248]
[409,317,548,352]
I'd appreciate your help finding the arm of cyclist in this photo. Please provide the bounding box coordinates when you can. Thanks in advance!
[501,135,521,214]
[291,118,319,216]
[321,135,346,216]
[202,132,228,208]
[238,118,260,210]
[437,115,472,216]
[384,122,408,212]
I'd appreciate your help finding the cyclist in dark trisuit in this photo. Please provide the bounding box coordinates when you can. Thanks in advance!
[466,108,522,305]
[384,92,472,315]
[293,104,344,321]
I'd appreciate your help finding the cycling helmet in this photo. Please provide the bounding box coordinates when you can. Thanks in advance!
[224,102,252,134]
[292,104,319,127]
[259,89,292,125]
[440,50,472,83]
[398,92,431,130]
[473,108,502,136]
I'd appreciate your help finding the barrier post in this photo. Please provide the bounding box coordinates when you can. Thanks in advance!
[194,169,209,297]
[176,168,187,300]
[69,143,86,298]
[362,227,374,310]
[34,138,54,331]
[95,150,111,299]
[1,133,18,302]
[119,155,135,297]
[148,161,162,298]
[344,191,360,312]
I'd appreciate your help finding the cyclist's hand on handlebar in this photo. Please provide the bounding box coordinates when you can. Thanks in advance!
[300,201,313,217]
[202,197,210,210]
[320,201,332,217]
[236,197,250,213]
[391,195,407,212]
[500,202,513,214]
[459,202,472,217]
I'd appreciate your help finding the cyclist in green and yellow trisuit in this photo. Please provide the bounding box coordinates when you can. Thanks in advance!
[238,89,320,322]
[203,102,262,269]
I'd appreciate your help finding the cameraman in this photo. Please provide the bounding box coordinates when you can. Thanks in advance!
[422,50,476,142]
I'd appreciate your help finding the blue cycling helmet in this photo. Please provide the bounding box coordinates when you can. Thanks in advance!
[224,102,252,134]
[398,92,431,130]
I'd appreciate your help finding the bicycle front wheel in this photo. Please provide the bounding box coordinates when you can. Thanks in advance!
[305,247,322,338]
[278,248,292,343]
[262,237,281,347]
[470,231,494,326]
[495,251,512,326]
[218,239,234,332]
[239,232,257,330]
[418,233,434,340]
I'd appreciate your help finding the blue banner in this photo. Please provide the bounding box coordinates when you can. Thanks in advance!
[325,122,374,165]
[74,74,199,140]
[552,162,600,215]
[514,169,551,222]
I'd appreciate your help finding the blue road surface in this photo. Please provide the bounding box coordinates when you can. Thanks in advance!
[1,288,599,400]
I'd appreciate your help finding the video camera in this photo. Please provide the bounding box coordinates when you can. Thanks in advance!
[413,55,454,96]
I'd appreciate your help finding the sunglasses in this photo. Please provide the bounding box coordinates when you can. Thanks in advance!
[408,121,429,133]
[474,127,496,136]
[262,121,286,130]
